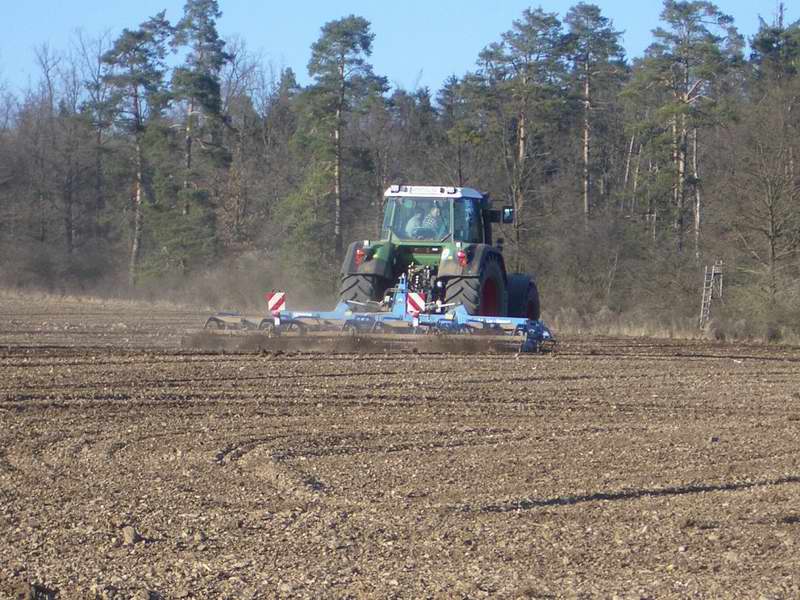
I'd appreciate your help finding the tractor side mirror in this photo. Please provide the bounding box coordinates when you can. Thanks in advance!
[502,206,515,224]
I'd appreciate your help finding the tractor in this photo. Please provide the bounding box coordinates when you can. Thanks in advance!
[339,185,540,320]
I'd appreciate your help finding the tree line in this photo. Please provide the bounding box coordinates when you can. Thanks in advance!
[0,0,799,337]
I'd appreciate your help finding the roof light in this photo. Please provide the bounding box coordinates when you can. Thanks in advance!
[390,184,400,193]
[446,186,457,194]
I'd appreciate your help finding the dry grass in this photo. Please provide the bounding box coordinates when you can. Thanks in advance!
[0,287,204,312]
[546,306,702,340]
[545,306,800,345]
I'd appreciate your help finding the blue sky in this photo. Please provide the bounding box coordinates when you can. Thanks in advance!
[0,1,794,94]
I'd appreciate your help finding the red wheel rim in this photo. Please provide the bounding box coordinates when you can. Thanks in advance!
[481,278,499,316]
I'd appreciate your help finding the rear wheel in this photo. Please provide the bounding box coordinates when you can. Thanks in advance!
[444,256,507,316]
[339,274,386,308]
[204,317,225,330]
[507,274,541,320]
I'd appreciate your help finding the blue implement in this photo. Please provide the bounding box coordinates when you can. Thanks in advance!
[245,275,555,353]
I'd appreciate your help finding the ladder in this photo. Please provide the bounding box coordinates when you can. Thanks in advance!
[699,260,724,328]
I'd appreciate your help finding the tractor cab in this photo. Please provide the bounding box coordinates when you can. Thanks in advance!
[381,195,484,244]
[379,185,494,245]
[373,186,497,279]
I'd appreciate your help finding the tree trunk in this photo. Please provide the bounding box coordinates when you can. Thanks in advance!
[456,140,463,187]
[787,99,794,179]
[129,138,144,288]
[510,75,528,271]
[38,193,47,243]
[622,133,635,211]
[334,106,343,262]
[63,182,74,256]
[333,65,345,264]
[650,208,657,242]
[631,144,641,213]
[183,98,194,215]
[671,118,679,224]
[672,114,687,252]
[93,128,105,239]
[60,131,76,256]
[677,116,687,253]
[692,128,701,259]
[768,200,777,308]
[582,62,591,230]
[232,124,248,240]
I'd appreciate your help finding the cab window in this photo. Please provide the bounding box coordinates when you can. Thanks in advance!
[380,200,394,239]
[382,197,453,241]
[453,198,483,243]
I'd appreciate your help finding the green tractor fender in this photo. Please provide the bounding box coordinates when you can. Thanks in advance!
[438,243,508,282]
[341,240,393,280]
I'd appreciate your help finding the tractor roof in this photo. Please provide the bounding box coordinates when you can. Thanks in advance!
[384,185,484,200]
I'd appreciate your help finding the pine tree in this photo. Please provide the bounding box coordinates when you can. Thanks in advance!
[307,15,384,263]
[750,3,800,83]
[564,3,625,227]
[102,12,172,286]
[477,8,567,268]
[171,0,231,214]
[436,76,481,186]
[635,0,742,254]
[76,32,116,242]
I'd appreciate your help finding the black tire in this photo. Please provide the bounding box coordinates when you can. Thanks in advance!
[339,274,386,307]
[204,317,225,330]
[444,256,507,316]
[507,274,541,321]
[444,276,480,314]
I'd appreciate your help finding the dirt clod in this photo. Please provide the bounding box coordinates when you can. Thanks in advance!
[8,582,56,600]
[121,525,141,546]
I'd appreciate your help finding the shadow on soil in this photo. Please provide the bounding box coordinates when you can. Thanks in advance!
[464,474,800,513]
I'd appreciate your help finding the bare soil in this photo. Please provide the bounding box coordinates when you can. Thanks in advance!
[1,292,800,598]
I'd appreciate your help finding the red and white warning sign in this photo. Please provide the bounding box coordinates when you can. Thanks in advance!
[264,290,286,314]
[406,291,426,315]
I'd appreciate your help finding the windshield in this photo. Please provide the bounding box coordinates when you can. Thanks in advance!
[380,196,484,243]
[381,197,452,241]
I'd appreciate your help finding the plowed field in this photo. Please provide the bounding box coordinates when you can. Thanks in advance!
[1,293,800,599]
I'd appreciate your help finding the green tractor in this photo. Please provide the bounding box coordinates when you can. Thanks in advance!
[339,184,540,319]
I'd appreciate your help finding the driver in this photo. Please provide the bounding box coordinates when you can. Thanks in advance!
[405,203,446,238]
[405,207,424,237]
[422,202,446,238]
